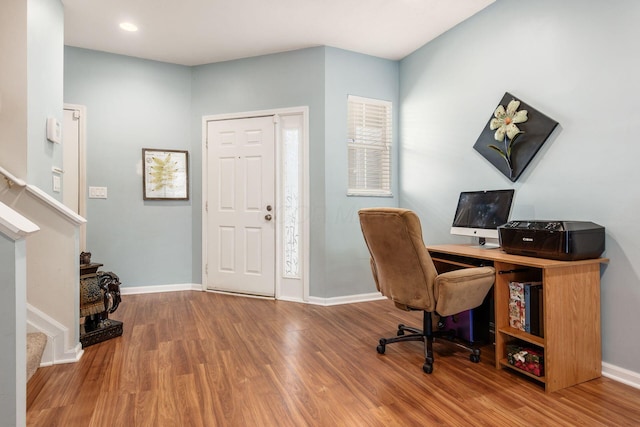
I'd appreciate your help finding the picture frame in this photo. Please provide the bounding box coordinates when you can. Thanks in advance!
[473,92,559,182]
[142,148,189,200]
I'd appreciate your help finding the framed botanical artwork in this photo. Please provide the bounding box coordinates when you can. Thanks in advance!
[142,148,189,200]
[473,92,559,182]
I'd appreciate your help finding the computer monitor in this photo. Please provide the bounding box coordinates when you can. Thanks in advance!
[450,189,515,248]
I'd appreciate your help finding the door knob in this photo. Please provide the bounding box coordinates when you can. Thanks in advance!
[266,205,272,211]
[265,214,272,221]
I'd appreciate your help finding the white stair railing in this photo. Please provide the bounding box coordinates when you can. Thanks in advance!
[0,165,27,189]
[1,168,86,366]
[0,201,39,239]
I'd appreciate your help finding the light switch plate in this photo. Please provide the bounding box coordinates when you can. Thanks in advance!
[89,186,108,199]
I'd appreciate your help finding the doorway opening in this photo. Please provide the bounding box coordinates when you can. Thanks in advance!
[63,103,87,251]
[202,107,309,301]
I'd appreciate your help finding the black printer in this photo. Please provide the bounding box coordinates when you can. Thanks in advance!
[498,220,605,261]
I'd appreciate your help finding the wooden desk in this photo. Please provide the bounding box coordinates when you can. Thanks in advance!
[427,244,609,392]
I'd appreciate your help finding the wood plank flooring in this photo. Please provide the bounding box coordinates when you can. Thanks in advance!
[27,291,640,426]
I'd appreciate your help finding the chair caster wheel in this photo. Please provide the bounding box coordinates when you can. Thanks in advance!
[470,354,480,363]
[397,324,405,336]
[377,339,386,354]
[423,363,433,374]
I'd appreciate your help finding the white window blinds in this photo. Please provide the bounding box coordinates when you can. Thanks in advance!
[347,95,392,196]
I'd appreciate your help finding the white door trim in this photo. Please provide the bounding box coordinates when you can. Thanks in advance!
[63,103,87,251]
[202,106,309,302]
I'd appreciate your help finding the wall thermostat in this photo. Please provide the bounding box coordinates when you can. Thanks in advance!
[47,117,62,144]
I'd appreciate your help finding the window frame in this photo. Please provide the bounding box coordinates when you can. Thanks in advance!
[346,95,393,197]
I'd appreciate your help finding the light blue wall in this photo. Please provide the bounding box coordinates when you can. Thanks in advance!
[0,234,18,427]
[399,0,640,374]
[64,47,193,286]
[323,47,399,297]
[192,47,399,298]
[27,0,64,196]
[191,47,327,293]
[65,46,399,298]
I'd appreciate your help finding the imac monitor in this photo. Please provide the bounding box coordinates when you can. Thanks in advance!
[450,189,515,247]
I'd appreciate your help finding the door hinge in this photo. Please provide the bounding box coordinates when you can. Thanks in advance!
[73,111,80,120]
[205,201,208,212]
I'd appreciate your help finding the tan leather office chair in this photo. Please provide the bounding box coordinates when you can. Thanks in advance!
[358,207,495,373]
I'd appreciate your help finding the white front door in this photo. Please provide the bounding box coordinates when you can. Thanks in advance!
[206,116,276,296]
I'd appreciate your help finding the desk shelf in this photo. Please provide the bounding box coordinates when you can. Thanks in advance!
[428,244,608,393]
[497,327,545,347]
[499,358,547,383]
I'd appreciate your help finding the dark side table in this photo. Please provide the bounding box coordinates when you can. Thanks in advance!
[80,263,123,348]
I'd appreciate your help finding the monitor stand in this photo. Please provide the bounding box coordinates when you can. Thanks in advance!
[473,237,500,249]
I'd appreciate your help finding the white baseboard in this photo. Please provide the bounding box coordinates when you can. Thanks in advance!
[52,343,84,365]
[602,362,640,390]
[120,283,202,295]
[26,303,83,366]
[121,284,384,306]
[277,295,306,304]
[306,291,385,306]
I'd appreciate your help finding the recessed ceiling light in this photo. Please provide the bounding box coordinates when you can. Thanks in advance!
[119,22,138,32]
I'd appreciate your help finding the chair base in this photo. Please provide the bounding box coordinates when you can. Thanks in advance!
[376,311,481,374]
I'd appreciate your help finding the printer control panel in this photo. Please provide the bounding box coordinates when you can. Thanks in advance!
[503,221,563,231]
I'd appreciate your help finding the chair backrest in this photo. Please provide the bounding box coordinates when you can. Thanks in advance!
[358,208,438,312]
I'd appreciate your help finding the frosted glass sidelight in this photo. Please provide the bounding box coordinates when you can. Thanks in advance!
[283,128,300,278]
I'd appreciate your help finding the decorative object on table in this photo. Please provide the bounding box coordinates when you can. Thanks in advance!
[142,148,189,200]
[80,261,123,348]
[507,343,544,377]
[80,251,91,265]
[473,92,558,182]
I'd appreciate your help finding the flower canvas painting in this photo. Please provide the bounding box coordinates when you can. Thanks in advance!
[473,92,558,182]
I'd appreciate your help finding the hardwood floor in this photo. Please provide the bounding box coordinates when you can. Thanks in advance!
[27,291,640,426]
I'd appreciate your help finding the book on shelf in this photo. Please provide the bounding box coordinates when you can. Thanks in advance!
[508,281,543,336]
[524,282,543,336]
[535,284,544,338]
[508,281,525,331]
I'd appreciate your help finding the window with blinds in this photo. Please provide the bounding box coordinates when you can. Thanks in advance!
[347,95,392,196]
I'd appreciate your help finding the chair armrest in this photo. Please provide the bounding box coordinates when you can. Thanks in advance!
[434,266,495,317]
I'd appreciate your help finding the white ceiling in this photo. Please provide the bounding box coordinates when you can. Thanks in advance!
[61,0,494,66]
